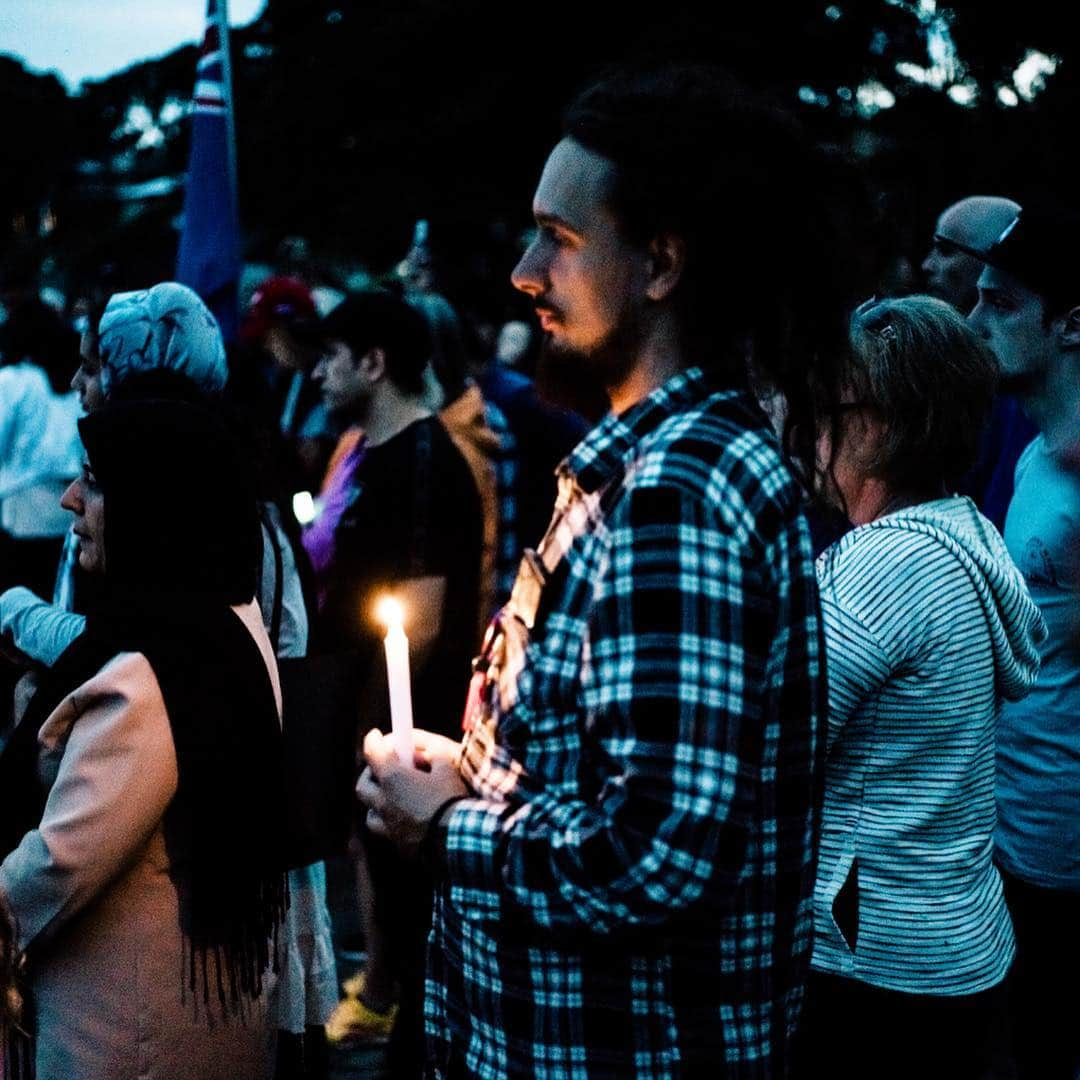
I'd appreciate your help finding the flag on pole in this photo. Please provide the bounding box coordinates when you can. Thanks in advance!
[176,0,241,342]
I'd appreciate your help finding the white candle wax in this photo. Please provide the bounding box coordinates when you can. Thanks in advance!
[379,598,414,765]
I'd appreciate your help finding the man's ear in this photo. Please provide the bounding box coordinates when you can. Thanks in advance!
[1058,305,1080,350]
[645,233,686,302]
[359,345,388,381]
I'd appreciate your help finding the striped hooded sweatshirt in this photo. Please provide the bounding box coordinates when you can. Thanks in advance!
[812,496,1045,995]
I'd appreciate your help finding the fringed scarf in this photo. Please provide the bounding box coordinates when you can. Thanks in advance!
[1,891,27,1080]
[1,396,289,1076]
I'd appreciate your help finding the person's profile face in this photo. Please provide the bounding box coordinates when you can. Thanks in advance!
[72,331,106,413]
[921,226,983,313]
[60,462,106,575]
[510,138,651,386]
[968,266,1055,393]
[312,339,367,416]
[922,204,986,314]
[815,394,885,522]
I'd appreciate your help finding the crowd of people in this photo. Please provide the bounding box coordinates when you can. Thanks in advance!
[0,63,1077,1080]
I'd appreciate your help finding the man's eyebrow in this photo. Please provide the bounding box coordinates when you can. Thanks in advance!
[534,211,582,236]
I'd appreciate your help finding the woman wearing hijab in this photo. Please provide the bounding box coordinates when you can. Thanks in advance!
[0,397,288,1079]
[1,281,231,662]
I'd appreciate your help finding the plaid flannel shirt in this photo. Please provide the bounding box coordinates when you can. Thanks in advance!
[426,368,823,1079]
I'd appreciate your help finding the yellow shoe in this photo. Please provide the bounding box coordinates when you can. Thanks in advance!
[325,993,398,1046]
[341,970,365,999]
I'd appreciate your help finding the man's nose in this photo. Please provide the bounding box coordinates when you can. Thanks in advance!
[511,241,544,298]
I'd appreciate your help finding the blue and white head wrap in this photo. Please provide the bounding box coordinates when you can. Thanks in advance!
[97,282,228,398]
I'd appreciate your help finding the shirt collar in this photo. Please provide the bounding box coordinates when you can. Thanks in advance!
[563,367,721,494]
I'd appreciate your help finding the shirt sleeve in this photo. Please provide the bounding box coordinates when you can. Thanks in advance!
[0,587,86,666]
[816,574,892,751]
[815,528,954,751]
[440,479,803,934]
[0,653,178,951]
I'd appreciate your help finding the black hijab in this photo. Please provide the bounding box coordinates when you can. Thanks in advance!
[19,398,288,1007]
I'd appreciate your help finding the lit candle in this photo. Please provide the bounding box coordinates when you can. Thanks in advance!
[376,596,414,765]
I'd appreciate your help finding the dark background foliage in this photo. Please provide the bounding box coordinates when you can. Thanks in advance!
[1,0,1074,313]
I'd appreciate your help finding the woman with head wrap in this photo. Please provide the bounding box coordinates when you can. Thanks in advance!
[1,281,229,662]
[71,280,228,413]
[0,397,288,1079]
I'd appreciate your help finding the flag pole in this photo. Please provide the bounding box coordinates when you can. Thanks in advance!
[176,0,242,342]
[215,0,239,227]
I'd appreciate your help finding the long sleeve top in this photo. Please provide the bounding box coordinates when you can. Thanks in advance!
[425,368,824,1079]
[812,499,1043,995]
[0,601,281,1079]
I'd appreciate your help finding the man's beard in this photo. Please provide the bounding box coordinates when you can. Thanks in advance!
[996,367,1041,399]
[539,305,646,403]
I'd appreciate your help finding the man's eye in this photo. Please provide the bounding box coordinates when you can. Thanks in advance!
[935,240,959,257]
[541,226,571,248]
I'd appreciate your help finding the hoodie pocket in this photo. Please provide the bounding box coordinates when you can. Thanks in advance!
[832,858,860,953]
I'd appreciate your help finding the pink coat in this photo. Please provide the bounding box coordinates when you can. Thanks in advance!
[0,602,282,1080]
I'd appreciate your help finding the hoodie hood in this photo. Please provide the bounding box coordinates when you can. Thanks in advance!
[863,496,1046,701]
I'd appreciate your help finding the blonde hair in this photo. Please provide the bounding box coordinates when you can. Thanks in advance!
[843,295,999,491]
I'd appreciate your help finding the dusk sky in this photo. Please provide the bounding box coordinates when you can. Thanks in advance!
[0,0,266,90]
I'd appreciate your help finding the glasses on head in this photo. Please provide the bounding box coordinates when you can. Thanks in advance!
[853,295,896,344]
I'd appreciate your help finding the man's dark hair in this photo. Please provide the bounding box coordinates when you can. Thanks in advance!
[320,290,432,396]
[563,65,862,482]
[969,199,1080,328]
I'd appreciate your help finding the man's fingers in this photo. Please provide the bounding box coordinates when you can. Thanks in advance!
[411,728,441,752]
[412,729,462,762]
[365,807,387,837]
[362,728,393,776]
[355,766,385,811]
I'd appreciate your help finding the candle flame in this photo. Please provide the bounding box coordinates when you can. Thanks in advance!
[375,595,405,632]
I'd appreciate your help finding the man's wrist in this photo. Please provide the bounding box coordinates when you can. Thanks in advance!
[420,794,468,869]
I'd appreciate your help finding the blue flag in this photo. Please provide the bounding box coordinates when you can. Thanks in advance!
[176,0,241,342]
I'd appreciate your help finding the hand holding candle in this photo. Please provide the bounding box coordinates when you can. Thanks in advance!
[376,595,414,766]
[357,728,468,852]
